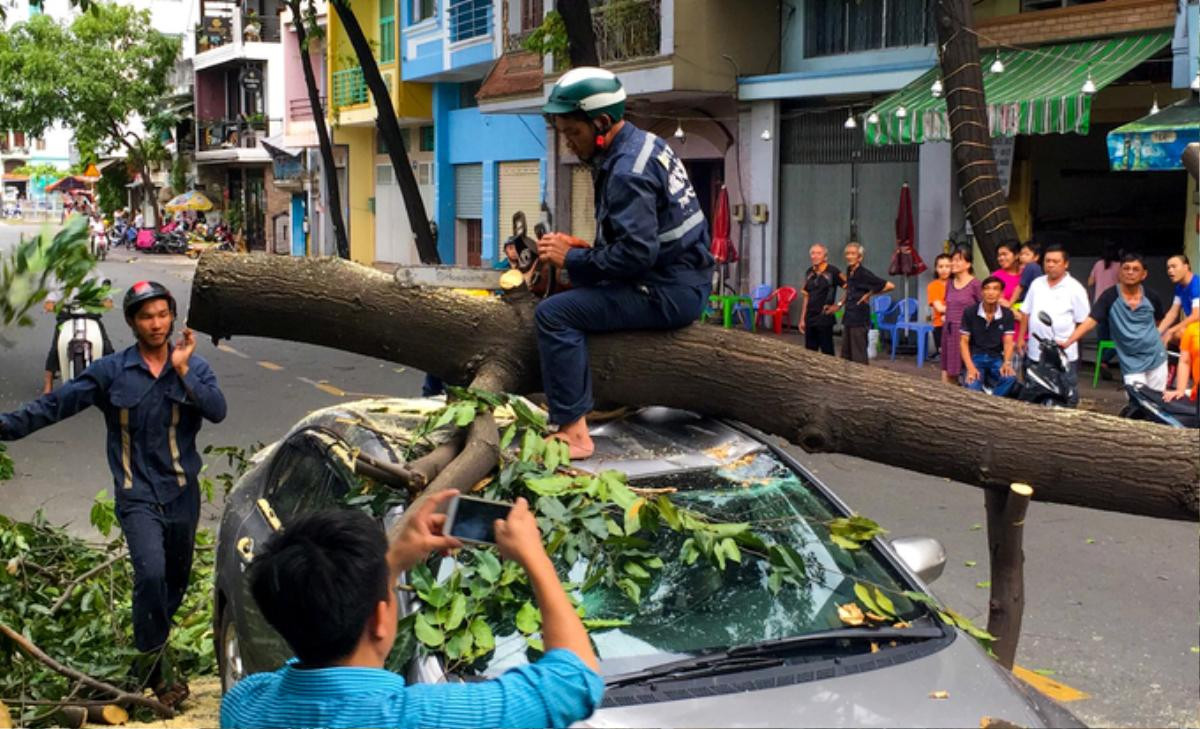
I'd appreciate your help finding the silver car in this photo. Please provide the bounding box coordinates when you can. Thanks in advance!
[214,399,1084,728]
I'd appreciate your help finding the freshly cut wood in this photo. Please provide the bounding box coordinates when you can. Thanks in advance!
[0,700,11,729]
[86,703,129,725]
[187,254,1200,522]
[985,482,1034,670]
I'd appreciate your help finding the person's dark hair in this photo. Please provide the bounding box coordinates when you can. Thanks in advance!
[1042,243,1068,261]
[1169,252,1191,269]
[997,241,1019,257]
[1120,251,1145,268]
[1100,240,1122,266]
[248,509,389,666]
[950,245,974,274]
[981,275,1004,290]
[1020,241,1040,258]
[934,253,951,264]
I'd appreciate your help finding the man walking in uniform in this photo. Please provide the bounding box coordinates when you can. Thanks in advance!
[0,281,227,707]
[535,67,714,459]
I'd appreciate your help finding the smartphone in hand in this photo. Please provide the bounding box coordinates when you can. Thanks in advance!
[444,494,513,546]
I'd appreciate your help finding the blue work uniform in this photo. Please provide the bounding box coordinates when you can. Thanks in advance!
[536,122,714,425]
[0,345,227,651]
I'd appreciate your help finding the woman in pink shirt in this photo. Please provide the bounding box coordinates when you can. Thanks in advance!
[992,241,1021,306]
[1088,242,1121,303]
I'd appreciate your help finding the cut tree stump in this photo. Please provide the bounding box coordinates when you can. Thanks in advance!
[985,482,1034,670]
[187,254,1200,522]
[86,704,130,725]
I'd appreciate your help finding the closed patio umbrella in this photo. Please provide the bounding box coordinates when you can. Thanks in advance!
[709,185,737,295]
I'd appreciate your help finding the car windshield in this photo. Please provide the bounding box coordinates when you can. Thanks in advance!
[475,448,922,678]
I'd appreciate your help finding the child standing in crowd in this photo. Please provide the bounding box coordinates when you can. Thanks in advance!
[993,241,1022,306]
[1011,241,1042,305]
[941,246,981,385]
[927,253,951,361]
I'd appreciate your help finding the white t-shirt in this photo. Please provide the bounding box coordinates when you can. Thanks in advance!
[1023,273,1090,362]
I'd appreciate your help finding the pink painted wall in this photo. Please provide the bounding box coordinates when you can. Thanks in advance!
[195,70,227,121]
[284,28,325,121]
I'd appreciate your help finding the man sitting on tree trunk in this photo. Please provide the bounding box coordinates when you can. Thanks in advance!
[535,68,714,459]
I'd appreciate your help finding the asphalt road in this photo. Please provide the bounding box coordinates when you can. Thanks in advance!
[1,222,1196,728]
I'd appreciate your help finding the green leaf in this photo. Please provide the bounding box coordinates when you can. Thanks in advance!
[767,570,783,594]
[422,585,450,608]
[975,580,991,589]
[854,583,883,615]
[655,496,681,530]
[830,534,861,551]
[1032,668,1056,676]
[964,560,977,567]
[454,402,477,427]
[969,523,983,531]
[525,475,573,496]
[474,549,502,583]
[444,594,467,630]
[680,537,700,565]
[623,497,646,536]
[622,561,651,580]
[617,578,642,604]
[544,440,561,472]
[414,613,445,647]
[720,538,742,564]
[470,617,495,652]
[603,472,637,509]
[515,601,541,634]
[409,564,435,593]
[499,423,517,450]
[582,617,632,629]
[445,629,473,660]
[508,397,548,432]
[525,636,545,652]
[520,427,544,462]
[872,587,896,616]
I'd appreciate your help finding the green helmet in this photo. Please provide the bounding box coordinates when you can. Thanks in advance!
[543,67,627,122]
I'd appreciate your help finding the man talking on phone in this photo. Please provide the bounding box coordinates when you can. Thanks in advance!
[220,491,603,729]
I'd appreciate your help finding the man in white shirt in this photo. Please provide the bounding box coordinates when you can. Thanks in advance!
[1016,244,1090,406]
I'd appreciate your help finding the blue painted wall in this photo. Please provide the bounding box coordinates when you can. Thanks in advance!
[291,194,306,256]
[433,83,459,263]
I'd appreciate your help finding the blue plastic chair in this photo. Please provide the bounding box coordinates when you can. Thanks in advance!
[869,295,894,329]
[873,296,901,343]
[892,298,936,368]
[732,284,773,331]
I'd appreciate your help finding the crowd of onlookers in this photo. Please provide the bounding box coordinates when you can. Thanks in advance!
[795,240,1199,406]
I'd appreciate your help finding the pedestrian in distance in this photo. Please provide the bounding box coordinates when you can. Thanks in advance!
[1062,251,1168,391]
[1159,253,1199,346]
[992,241,1022,307]
[220,494,604,729]
[961,276,1018,397]
[0,281,226,707]
[926,252,951,361]
[940,246,980,385]
[1015,244,1090,405]
[799,243,841,356]
[833,242,894,365]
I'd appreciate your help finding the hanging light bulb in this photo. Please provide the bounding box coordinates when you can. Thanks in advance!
[895,105,908,119]
[843,110,858,129]
[866,111,880,125]
[1191,71,1200,92]
[931,78,944,98]
[760,128,772,141]
[989,51,1005,74]
[1081,69,1096,95]
[1149,96,1160,115]
[673,120,685,140]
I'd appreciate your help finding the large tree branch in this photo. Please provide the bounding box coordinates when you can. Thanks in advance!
[187,255,1200,522]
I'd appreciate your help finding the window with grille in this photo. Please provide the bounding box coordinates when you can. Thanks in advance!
[420,125,435,152]
[804,0,934,58]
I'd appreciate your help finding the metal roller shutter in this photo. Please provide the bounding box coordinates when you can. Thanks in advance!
[570,165,596,245]
[455,164,483,219]
[497,160,541,240]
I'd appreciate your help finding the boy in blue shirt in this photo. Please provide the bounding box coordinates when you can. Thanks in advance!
[220,492,603,729]
[1160,253,1199,345]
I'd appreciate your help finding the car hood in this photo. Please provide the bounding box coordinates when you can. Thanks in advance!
[574,632,1080,728]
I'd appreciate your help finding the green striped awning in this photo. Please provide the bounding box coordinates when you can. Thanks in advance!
[864,33,1171,146]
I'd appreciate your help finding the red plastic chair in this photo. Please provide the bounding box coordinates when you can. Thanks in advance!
[756,286,797,335]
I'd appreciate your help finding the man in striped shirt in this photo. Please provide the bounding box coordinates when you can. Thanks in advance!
[220,492,604,729]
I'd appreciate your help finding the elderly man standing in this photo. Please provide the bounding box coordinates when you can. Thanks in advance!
[799,243,841,355]
[833,242,894,364]
[1063,251,1167,390]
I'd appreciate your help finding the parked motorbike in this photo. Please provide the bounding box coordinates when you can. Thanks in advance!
[91,227,108,261]
[54,305,108,383]
[1017,311,1077,407]
[1120,383,1199,428]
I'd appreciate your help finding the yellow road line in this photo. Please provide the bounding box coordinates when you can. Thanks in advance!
[1012,665,1089,703]
[257,361,284,371]
[298,377,346,397]
[217,343,250,359]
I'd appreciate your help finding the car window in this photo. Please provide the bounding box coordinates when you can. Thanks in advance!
[264,431,357,527]
[471,449,920,677]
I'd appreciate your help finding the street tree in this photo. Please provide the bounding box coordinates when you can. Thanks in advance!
[285,0,350,259]
[327,0,438,263]
[0,3,180,224]
[188,254,1199,523]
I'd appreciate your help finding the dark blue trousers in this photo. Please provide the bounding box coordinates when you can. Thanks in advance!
[117,489,200,652]
[535,282,710,425]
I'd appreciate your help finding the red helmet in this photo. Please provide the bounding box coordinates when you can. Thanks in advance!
[123,280,176,322]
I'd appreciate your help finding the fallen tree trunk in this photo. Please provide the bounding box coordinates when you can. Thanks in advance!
[187,255,1200,522]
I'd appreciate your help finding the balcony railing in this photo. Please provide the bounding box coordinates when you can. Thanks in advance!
[379,15,396,62]
[288,95,325,121]
[449,0,491,42]
[592,0,661,64]
[332,67,369,108]
[195,2,282,54]
[198,117,271,152]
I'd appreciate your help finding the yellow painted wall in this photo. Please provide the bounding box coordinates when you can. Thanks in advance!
[335,125,377,264]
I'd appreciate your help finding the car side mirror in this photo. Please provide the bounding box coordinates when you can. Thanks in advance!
[890,536,947,584]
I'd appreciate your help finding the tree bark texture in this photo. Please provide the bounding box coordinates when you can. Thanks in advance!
[187,255,1200,522]
[985,482,1032,670]
[557,0,598,67]
[290,0,350,259]
[935,0,1018,272]
[330,0,439,264]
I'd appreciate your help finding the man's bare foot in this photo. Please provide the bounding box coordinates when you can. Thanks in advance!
[548,417,594,460]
